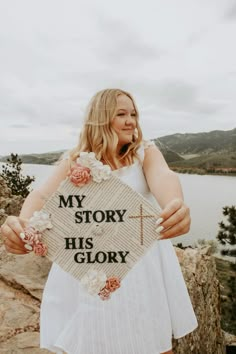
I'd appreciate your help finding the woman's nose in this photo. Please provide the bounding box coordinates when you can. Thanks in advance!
[125,114,135,124]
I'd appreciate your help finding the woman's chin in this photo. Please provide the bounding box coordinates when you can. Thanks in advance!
[121,135,134,144]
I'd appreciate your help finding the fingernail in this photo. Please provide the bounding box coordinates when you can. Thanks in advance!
[19,232,25,240]
[156,218,164,226]
[155,226,164,233]
[24,244,33,251]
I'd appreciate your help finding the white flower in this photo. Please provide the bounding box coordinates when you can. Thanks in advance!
[76,152,96,168]
[76,152,111,183]
[81,269,107,295]
[29,211,53,232]
[91,164,111,183]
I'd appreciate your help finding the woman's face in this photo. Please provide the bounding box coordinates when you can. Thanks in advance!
[111,94,137,150]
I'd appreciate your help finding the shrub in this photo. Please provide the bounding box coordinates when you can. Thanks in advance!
[217,206,236,258]
[1,153,35,198]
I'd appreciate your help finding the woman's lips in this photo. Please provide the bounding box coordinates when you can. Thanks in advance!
[122,129,134,133]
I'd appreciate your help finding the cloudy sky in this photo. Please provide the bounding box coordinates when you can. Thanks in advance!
[0,0,235,156]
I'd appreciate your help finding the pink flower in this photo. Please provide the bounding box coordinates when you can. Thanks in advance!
[105,277,121,292]
[33,242,48,256]
[98,277,121,300]
[98,287,111,301]
[68,164,91,187]
[21,227,42,246]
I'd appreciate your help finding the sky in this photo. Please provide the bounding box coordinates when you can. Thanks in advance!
[0,0,236,156]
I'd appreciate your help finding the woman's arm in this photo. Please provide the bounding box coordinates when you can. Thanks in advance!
[143,145,191,239]
[1,159,70,254]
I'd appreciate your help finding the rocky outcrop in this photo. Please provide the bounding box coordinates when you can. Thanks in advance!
[172,246,226,353]
[223,330,236,348]
[0,177,52,353]
[0,176,24,225]
[0,245,52,353]
[0,242,227,353]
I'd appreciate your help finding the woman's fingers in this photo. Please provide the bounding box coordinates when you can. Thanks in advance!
[0,216,29,254]
[1,223,23,247]
[159,205,190,231]
[160,198,183,220]
[5,244,29,255]
[1,224,27,253]
[5,215,26,236]
[156,198,191,239]
[158,216,191,239]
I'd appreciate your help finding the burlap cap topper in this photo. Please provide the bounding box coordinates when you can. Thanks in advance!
[41,175,161,281]
[30,150,163,301]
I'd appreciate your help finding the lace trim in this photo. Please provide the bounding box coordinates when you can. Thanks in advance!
[143,140,155,149]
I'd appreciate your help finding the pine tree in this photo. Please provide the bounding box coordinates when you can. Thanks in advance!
[217,206,236,257]
[1,153,35,198]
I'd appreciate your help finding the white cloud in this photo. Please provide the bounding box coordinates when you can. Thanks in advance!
[0,0,235,155]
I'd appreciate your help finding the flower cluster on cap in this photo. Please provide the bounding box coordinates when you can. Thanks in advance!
[68,152,111,187]
[20,211,52,256]
[81,269,121,301]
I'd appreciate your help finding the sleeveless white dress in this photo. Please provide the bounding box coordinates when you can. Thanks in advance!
[40,142,198,354]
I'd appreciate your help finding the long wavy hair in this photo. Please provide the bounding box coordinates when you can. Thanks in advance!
[69,88,143,169]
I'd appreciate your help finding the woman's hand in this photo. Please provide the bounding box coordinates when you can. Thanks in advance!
[0,216,29,254]
[155,198,191,240]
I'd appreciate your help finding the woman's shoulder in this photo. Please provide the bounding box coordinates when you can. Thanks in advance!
[142,139,156,150]
[137,140,157,163]
[58,150,71,161]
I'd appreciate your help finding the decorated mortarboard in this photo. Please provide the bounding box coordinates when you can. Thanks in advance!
[21,152,161,301]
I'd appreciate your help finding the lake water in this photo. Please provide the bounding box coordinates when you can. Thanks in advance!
[1,163,236,255]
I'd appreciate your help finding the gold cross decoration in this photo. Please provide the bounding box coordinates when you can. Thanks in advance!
[128,204,156,245]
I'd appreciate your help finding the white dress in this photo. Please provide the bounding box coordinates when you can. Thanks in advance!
[40,142,198,354]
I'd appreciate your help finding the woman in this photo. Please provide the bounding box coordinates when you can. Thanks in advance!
[1,88,198,354]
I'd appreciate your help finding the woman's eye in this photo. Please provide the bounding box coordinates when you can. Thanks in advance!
[117,113,136,117]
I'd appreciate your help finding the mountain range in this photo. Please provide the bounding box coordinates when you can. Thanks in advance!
[156,128,236,154]
[153,128,236,173]
[1,128,235,174]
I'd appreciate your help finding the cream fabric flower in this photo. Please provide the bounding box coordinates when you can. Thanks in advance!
[90,164,111,183]
[81,269,107,296]
[76,152,111,183]
[76,152,96,168]
[29,211,53,232]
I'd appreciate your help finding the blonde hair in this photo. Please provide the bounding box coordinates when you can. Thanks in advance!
[69,88,143,169]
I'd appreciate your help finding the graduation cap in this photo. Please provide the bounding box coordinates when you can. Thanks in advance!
[29,153,161,300]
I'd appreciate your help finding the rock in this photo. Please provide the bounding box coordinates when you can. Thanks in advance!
[172,246,226,354]
[0,245,52,300]
[0,248,52,353]
[0,242,228,353]
[0,176,11,198]
[223,330,236,346]
[0,176,52,352]
[0,332,51,353]
[0,176,25,224]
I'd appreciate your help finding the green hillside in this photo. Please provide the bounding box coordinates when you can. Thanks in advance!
[153,128,236,175]
[156,128,236,155]
[168,152,236,175]
[0,151,65,165]
[169,152,236,169]
[154,140,184,163]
